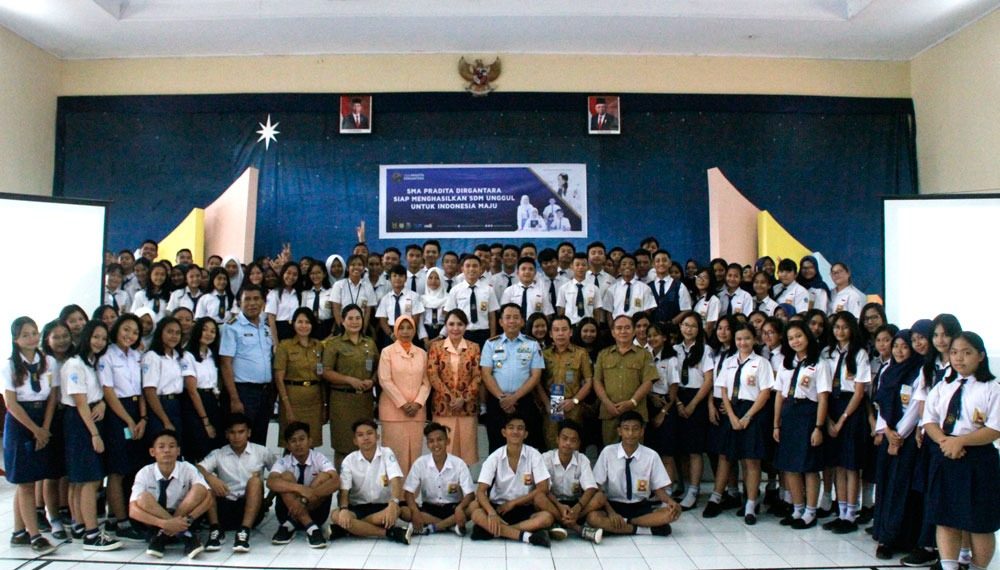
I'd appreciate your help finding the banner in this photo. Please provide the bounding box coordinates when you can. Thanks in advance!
[379,164,587,239]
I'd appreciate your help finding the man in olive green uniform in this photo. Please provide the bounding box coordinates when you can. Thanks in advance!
[538,315,593,449]
[593,314,657,444]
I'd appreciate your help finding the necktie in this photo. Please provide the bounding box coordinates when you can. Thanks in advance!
[25,361,41,393]
[297,462,308,484]
[446,278,453,293]
[153,298,160,314]
[788,360,805,399]
[658,279,665,298]
[942,378,967,435]
[187,291,197,305]
[680,347,690,386]
[506,274,513,287]
[312,289,320,313]
[354,114,360,127]
[110,291,119,312]
[548,280,556,310]
[469,287,478,324]
[832,350,846,396]
[731,358,750,401]
[726,293,734,316]
[593,274,600,288]
[158,477,172,509]
[393,294,402,321]
[625,456,634,500]
[623,282,632,313]
[521,285,529,317]
[933,366,947,388]
[754,298,762,311]
[598,116,605,129]
[575,283,585,317]
[217,294,227,319]
[410,275,417,292]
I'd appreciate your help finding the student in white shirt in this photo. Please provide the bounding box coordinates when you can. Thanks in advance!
[301,262,334,338]
[827,262,866,318]
[587,411,681,536]
[443,255,499,347]
[129,430,213,559]
[501,257,554,318]
[603,254,656,319]
[131,262,171,322]
[585,241,615,300]
[404,422,476,536]
[332,419,412,545]
[267,421,339,547]
[751,271,779,316]
[375,265,424,347]
[771,259,810,315]
[649,249,693,324]
[195,268,236,325]
[692,267,721,337]
[674,312,716,510]
[104,263,132,315]
[331,254,377,334]
[536,248,568,315]
[143,317,192,441]
[181,317,224,462]
[222,256,244,297]
[797,256,830,314]
[266,262,303,341]
[719,263,754,318]
[167,265,204,313]
[470,413,554,547]
[419,268,449,341]
[403,245,428,296]
[489,245,519,303]
[557,253,605,326]
[536,420,605,543]
[326,254,346,284]
[197,414,275,552]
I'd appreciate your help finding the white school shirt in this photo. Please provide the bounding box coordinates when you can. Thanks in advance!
[265,289,301,322]
[693,295,721,324]
[828,285,866,318]
[330,278,377,313]
[477,444,550,503]
[122,273,142,296]
[198,443,275,500]
[776,356,832,403]
[649,275,694,311]
[584,270,616,299]
[821,345,872,394]
[874,365,923,438]
[920,375,1000,436]
[105,287,132,313]
[131,290,170,322]
[593,443,670,504]
[537,273,569,311]
[602,278,656,318]
[443,280,499,332]
[712,348,734,398]
[403,453,475,505]
[340,446,404,505]
[765,346,784,379]
[501,281,554,316]
[912,361,954,405]
[272,449,336,487]
[130,461,209,510]
[674,343,715,390]
[718,288,754,317]
[807,287,830,315]
[141,351,190,396]
[61,356,104,406]
[405,267,428,296]
[183,351,218,391]
[300,287,335,322]
[771,281,810,314]
[752,296,779,317]
[557,279,604,325]
[195,291,234,324]
[490,271,518,303]
[651,353,681,395]
[2,353,57,402]
[540,449,598,502]
[99,344,143,398]
[375,289,424,321]
[166,288,202,312]
[719,352,774,403]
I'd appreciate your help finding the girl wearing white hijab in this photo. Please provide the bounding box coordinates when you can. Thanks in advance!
[325,254,345,285]
[221,255,244,297]
[419,267,448,342]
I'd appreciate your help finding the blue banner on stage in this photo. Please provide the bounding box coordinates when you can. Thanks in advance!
[379,164,587,239]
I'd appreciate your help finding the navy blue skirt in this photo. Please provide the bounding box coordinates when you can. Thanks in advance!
[872,434,923,549]
[48,405,67,478]
[182,389,224,463]
[64,406,105,483]
[102,396,149,476]
[645,397,677,456]
[724,399,767,461]
[706,397,727,456]
[925,442,1000,534]
[3,404,54,484]
[775,398,823,473]
[147,395,183,445]
[824,393,867,470]
[675,387,709,455]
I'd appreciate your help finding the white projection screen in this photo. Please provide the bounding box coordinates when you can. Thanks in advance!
[0,194,107,350]
[884,195,1000,361]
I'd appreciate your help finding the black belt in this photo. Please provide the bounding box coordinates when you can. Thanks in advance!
[236,382,270,389]
[329,386,365,394]
[161,394,180,400]
[197,388,216,395]
[21,401,47,409]
[123,395,142,402]
[284,379,320,387]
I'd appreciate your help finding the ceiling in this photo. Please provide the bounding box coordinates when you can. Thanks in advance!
[0,0,997,60]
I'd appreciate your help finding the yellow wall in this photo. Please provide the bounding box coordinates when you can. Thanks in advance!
[0,25,59,197]
[60,53,910,97]
[911,10,1000,195]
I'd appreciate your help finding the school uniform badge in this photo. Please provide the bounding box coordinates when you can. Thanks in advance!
[523,474,533,486]
[973,408,986,425]
[381,474,389,486]
[801,375,811,388]
[747,374,756,387]
[637,479,648,492]
[447,483,459,495]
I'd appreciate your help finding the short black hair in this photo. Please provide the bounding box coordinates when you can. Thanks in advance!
[283,421,310,442]
[352,418,379,432]
[778,259,798,273]
[617,410,645,427]
[538,248,558,263]
[225,413,252,431]
[423,422,450,438]
[151,429,179,446]
[557,419,583,439]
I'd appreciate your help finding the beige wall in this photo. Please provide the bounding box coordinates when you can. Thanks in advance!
[912,10,1000,194]
[0,25,59,197]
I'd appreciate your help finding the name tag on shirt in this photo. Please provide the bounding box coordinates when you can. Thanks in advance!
[637,479,648,492]
[480,301,488,312]
[973,408,986,425]
[523,474,533,486]
[900,385,912,406]
[447,482,459,495]
[381,474,389,487]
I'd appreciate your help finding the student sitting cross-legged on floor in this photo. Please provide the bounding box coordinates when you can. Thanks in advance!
[587,411,681,537]
[536,419,606,543]
[470,413,555,547]
[266,421,339,548]
[404,422,477,536]
[332,418,413,545]
[128,429,214,560]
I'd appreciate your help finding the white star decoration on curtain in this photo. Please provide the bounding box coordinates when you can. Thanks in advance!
[256,114,280,150]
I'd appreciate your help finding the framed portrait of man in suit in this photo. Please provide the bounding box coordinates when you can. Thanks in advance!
[587,96,620,135]
[340,95,372,134]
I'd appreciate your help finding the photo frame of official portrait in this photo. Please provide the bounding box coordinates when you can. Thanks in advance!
[587,95,621,135]
[340,95,373,134]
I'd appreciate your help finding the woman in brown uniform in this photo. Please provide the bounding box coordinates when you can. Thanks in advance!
[274,307,325,447]
[321,304,378,460]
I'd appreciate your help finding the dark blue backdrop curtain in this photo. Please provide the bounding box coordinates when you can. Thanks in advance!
[54,92,916,295]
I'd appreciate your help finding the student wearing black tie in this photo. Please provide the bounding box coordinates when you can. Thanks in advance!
[375,265,424,349]
[501,257,553,319]
[441,250,461,293]
[443,255,498,348]
[650,250,692,325]
[167,265,204,312]
[195,267,235,325]
[557,252,605,327]
[536,248,568,315]
[268,422,339,547]
[300,261,334,338]
[104,263,131,315]
[403,244,427,296]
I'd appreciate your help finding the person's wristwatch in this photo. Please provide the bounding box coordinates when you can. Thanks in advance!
[390,497,401,505]
[572,397,580,405]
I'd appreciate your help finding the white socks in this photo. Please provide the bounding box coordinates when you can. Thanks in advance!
[680,486,699,508]
[709,492,722,504]
[801,506,817,524]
